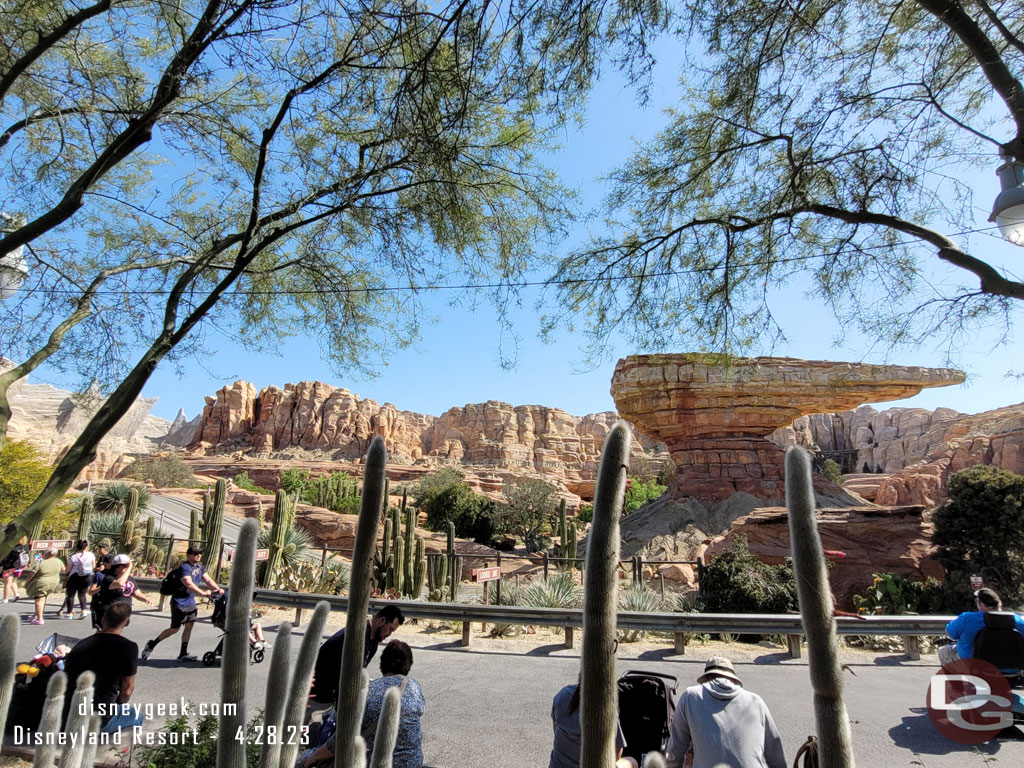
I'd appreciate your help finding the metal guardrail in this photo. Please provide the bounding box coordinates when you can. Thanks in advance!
[134,578,952,660]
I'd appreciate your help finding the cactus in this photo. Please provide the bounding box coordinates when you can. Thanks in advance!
[75,494,94,544]
[368,685,403,768]
[217,518,258,768]
[402,497,415,591]
[262,490,291,588]
[566,521,578,562]
[785,446,855,767]
[189,507,201,546]
[28,518,43,547]
[449,555,462,601]
[557,497,568,552]
[411,536,426,599]
[78,715,102,768]
[278,603,331,768]
[31,671,67,768]
[204,477,226,564]
[59,670,95,768]
[257,623,293,768]
[446,520,457,597]
[426,552,448,601]
[0,615,18,744]
[580,421,631,768]
[118,488,140,554]
[391,535,405,595]
[334,435,387,767]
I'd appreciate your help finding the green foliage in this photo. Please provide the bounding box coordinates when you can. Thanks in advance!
[852,573,924,615]
[93,482,151,515]
[522,571,584,612]
[256,524,313,570]
[233,471,272,495]
[618,582,664,642]
[0,441,51,524]
[576,504,594,524]
[486,579,525,637]
[134,711,262,768]
[278,469,310,497]
[273,559,350,595]
[623,478,667,514]
[499,478,559,551]
[820,459,843,485]
[931,465,1024,610]
[416,468,502,544]
[699,535,798,614]
[126,455,198,488]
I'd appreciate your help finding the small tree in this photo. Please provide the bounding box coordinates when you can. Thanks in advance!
[699,535,798,614]
[126,455,196,488]
[820,459,843,486]
[0,441,50,524]
[416,468,500,545]
[500,478,559,552]
[932,465,1024,610]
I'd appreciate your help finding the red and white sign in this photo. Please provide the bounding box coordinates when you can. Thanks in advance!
[254,549,270,561]
[472,566,501,583]
[30,539,73,551]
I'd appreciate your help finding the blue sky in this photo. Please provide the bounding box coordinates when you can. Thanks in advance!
[133,44,1023,424]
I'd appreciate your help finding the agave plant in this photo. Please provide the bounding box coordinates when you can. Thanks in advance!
[256,524,313,569]
[93,482,152,514]
[618,582,664,642]
[486,579,525,637]
[522,571,584,624]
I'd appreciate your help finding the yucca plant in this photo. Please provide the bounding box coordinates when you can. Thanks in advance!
[486,579,525,637]
[93,482,152,514]
[523,572,583,633]
[256,524,313,570]
[617,582,664,642]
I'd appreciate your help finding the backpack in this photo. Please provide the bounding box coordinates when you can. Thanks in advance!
[17,551,29,568]
[973,611,1024,671]
[617,670,678,762]
[159,565,185,596]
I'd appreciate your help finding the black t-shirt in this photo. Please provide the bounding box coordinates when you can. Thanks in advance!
[311,623,379,703]
[1,544,26,571]
[62,633,139,726]
[92,573,129,611]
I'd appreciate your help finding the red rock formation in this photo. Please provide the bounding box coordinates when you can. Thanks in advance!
[701,506,945,609]
[611,355,964,502]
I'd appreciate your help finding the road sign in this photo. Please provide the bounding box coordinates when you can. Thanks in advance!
[30,539,73,550]
[472,566,501,583]
[254,549,270,561]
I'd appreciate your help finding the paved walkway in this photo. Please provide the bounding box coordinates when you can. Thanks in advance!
[4,601,1023,766]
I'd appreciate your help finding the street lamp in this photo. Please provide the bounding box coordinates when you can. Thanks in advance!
[991,149,1024,245]
[0,212,28,301]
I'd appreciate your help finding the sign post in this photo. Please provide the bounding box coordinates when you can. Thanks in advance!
[30,539,73,551]
[472,566,501,634]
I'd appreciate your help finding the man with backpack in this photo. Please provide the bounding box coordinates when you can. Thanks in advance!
[665,657,785,768]
[140,545,223,663]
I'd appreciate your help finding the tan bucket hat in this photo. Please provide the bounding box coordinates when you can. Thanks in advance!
[697,656,743,686]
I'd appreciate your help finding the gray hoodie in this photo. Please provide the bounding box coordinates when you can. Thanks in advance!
[665,678,786,768]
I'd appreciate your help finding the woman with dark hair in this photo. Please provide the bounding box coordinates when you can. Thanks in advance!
[298,640,425,768]
[549,676,637,768]
[59,540,95,619]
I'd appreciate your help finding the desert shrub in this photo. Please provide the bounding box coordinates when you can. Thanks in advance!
[671,593,711,645]
[820,458,843,485]
[522,571,584,615]
[126,455,197,488]
[931,465,1024,611]
[132,710,262,768]
[417,468,504,545]
[278,467,310,496]
[618,582,664,642]
[623,478,667,514]
[498,478,559,551]
[273,558,350,594]
[0,441,59,528]
[256,524,313,569]
[93,482,152,514]
[233,471,272,495]
[486,579,525,637]
[576,504,593,524]
[698,535,798,614]
[852,573,924,615]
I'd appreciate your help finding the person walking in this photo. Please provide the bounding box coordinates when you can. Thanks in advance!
[140,545,222,663]
[1,536,29,603]
[59,540,95,619]
[88,554,135,629]
[665,657,786,768]
[24,549,65,625]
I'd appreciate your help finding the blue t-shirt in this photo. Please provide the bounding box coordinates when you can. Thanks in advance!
[947,610,1024,659]
[173,562,206,610]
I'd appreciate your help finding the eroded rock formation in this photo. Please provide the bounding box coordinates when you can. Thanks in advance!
[611,355,965,502]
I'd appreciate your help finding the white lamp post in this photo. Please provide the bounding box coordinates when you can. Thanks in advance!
[990,149,1024,245]
[0,212,29,301]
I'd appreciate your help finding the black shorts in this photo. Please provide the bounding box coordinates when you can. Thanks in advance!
[170,603,198,629]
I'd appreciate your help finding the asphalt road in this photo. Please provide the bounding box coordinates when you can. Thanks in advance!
[146,494,245,545]
[4,600,1023,767]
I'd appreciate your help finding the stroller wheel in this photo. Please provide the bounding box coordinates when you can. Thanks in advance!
[202,651,218,667]
[253,649,264,664]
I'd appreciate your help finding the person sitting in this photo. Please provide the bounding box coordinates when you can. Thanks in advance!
[549,675,637,768]
[940,587,1024,666]
[61,601,143,733]
[298,640,425,768]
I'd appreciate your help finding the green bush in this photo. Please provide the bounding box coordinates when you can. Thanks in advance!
[94,482,152,514]
[133,710,262,768]
[851,572,924,615]
[576,504,593,524]
[278,467,310,496]
[416,468,504,545]
[698,535,798,614]
[618,582,664,642]
[233,471,272,495]
[931,465,1024,611]
[820,458,843,485]
[624,477,667,514]
[256,524,313,569]
[126,455,198,488]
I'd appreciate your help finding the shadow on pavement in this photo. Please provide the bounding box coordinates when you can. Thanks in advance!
[888,710,1002,758]
[526,644,570,657]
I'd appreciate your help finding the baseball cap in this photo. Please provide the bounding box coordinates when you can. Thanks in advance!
[111,554,131,566]
[186,545,203,555]
[697,656,743,686]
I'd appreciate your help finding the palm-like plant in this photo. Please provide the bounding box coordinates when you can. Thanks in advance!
[256,524,313,569]
[93,482,152,514]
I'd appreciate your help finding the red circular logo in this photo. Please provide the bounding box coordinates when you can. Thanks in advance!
[927,658,1014,743]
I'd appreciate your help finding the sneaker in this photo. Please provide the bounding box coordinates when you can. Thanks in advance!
[140,641,156,661]
[55,612,67,619]
[29,618,44,625]
[177,653,199,663]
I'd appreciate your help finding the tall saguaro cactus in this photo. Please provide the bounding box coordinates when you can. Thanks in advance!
[75,494,93,543]
[0,615,19,756]
[335,435,388,767]
[263,490,291,588]
[189,508,201,546]
[205,477,226,563]
[580,421,631,768]
[119,488,140,554]
[786,446,855,768]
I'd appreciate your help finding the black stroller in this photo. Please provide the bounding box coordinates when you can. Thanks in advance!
[201,591,265,667]
[617,670,679,763]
